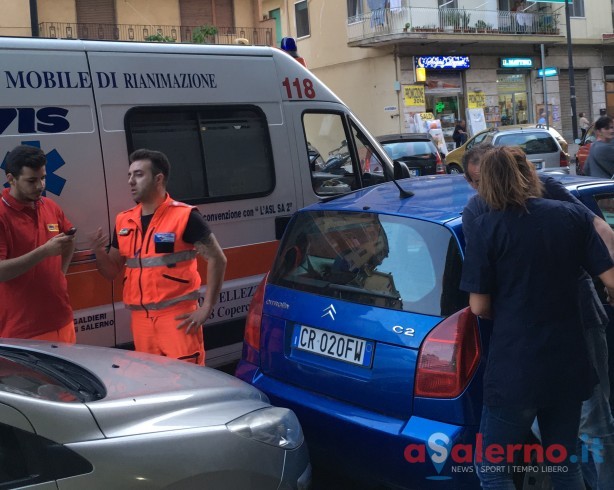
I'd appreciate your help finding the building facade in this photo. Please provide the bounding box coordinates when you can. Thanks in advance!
[2,0,612,143]
[271,0,614,145]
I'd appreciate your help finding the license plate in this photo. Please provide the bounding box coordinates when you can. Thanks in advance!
[292,325,374,367]
[409,168,420,176]
[532,161,543,170]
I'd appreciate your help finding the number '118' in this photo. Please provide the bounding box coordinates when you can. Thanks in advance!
[282,77,316,99]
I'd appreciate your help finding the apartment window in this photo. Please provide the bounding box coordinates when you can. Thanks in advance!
[568,0,585,17]
[295,1,310,38]
[126,106,275,203]
[348,0,363,20]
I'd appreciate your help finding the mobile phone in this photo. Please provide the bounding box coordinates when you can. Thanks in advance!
[65,227,77,236]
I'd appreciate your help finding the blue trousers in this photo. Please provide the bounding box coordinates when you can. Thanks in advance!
[476,403,585,489]
[578,326,614,489]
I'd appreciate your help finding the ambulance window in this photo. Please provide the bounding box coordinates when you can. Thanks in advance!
[302,112,359,197]
[126,106,275,203]
[350,122,386,188]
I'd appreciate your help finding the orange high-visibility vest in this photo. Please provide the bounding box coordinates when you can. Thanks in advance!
[115,195,200,311]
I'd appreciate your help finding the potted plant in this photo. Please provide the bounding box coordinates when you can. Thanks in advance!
[145,32,176,43]
[475,20,492,33]
[441,9,458,32]
[192,25,218,44]
[461,10,471,31]
[403,22,411,32]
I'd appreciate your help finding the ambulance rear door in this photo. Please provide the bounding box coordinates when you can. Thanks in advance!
[0,40,113,346]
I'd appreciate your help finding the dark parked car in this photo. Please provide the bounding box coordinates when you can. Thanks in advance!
[0,340,310,489]
[376,133,444,176]
[237,174,614,489]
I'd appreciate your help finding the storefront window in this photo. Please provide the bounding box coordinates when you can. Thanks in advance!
[425,71,463,150]
[496,72,530,125]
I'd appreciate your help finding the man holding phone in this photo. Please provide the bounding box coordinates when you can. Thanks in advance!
[0,145,76,342]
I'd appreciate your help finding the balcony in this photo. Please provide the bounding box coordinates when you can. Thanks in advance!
[347,6,562,47]
[38,22,274,46]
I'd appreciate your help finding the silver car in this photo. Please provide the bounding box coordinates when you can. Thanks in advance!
[0,340,311,489]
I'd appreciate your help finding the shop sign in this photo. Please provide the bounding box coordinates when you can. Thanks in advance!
[404,85,425,107]
[500,58,533,69]
[415,56,470,70]
[537,67,559,78]
[467,92,486,109]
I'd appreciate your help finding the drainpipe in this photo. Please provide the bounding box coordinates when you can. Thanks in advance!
[30,0,39,37]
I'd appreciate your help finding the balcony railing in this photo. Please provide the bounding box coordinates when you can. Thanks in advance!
[348,6,560,42]
[38,22,274,46]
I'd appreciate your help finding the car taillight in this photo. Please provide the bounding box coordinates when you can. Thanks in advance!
[414,307,480,398]
[244,274,268,356]
[435,152,445,174]
[560,151,569,167]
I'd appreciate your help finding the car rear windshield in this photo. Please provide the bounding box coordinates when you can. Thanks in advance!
[382,141,436,160]
[269,211,467,317]
[497,132,558,154]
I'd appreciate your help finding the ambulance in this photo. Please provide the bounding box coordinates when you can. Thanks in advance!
[0,37,399,366]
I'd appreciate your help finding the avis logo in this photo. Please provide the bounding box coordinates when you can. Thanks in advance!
[1,141,67,196]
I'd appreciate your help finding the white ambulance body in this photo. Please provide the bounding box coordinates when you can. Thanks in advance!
[0,38,393,366]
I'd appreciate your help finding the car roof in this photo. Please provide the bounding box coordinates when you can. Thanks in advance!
[305,174,602,225]
[475,124,562,138]
[376,133,433,143]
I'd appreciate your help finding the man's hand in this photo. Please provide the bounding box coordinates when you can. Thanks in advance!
[41,233,75,257]
[91,227,125,280]
[90,227,109,253]
[176,305,213,334]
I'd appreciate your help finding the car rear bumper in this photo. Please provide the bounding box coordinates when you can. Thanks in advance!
[237,361,479,489]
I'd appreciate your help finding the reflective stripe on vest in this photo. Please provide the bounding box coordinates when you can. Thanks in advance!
[126,250,197,268]
[125,291,200,311]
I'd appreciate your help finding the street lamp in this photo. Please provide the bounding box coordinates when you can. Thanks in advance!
[565,0,577,140]
[29,0,39,37]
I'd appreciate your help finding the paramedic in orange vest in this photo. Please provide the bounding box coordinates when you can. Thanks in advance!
[91,149,227,365]
[0,145,76,342]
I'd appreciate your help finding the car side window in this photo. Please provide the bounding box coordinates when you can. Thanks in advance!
[467,132,489,149]
[587,194,614,304]
[349,122,386,184]
[0,421,93,488]
[126,106,275,204]
[0,423,29,485]
[595,196,614,229]
[302,113,356,196]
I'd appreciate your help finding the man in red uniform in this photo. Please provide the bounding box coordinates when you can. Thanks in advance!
[92,149,227,365]
[0,145,76,341]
